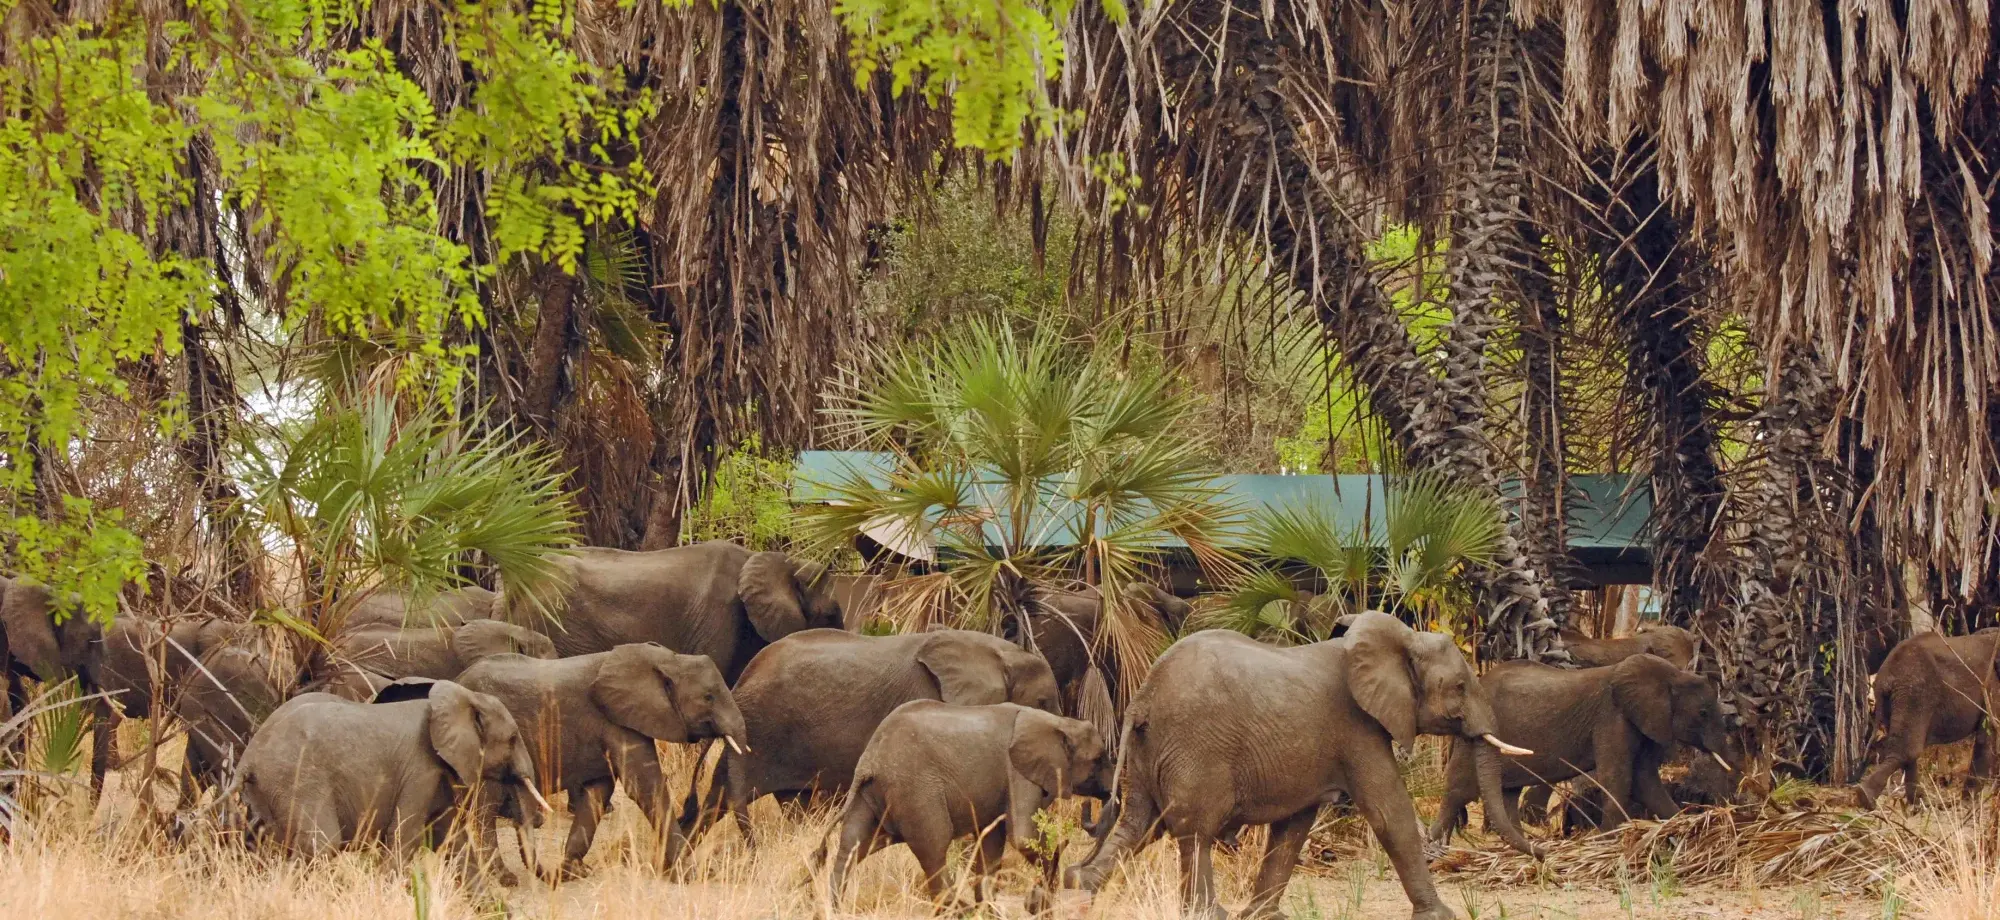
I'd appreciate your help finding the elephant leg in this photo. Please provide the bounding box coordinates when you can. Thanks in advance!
[898,804,959,907]
[1970,720,1996,798]
[1172,834,1225,920]
[1242,808,1317,920]
[611,738,681,870]
[826,784,890,906]
[1067,781,1158,892]
[562,780,612,879]
[1350,749,1452,920]
[721,753,761,851]
[88,699,116,795]
[1591,723,1640,831]
[1517,784,1553,825]
[467,785,516,886]
[971,818,1007,904]
[1633,746,1681,821]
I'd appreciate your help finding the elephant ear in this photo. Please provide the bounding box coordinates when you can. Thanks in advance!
[1008,708,1078,795]
[590,644,690,743]
[1343,611,1418,754]
[916,634,1008,705]
[738,552,809,641]
[0,576,64,682]
[451,621,552,664]
[1611,654,1678,745]
[424,681,487,783]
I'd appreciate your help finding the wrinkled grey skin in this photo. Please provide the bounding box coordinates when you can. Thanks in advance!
[825,701,1112,909]
[682,628,1062,853]
[1069,614,1534,920]
[500,542,842,683]
[1856,628,2000,808]
[343,586,504,631]
[174,643,287,799]
[456,643,748,876]
[1014,583,1191,719]
[1432,654,1741,844]
[1519,625,1720,823]
[1559,625,1696,670]
[239,681,545,881]
[333,617,556,685]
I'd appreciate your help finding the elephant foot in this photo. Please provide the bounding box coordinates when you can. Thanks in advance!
[1063,864,1107,892]
[552,858,591,882]
[1409,905,1458,920]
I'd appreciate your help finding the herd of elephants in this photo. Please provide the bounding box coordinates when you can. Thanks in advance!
[1,540,1997,920]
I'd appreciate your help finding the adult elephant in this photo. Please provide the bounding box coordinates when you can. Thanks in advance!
[331,617,557,683]
[1856,627,2000,808]
[1431,655,1740,844]
[3,577,195,791]
[682,627,1062,851]
[175,644,286,799]
[343,585,504,630]
[502,541,842,682]
[456,644,748,877]
[1559,624,1696,669]
[1068,613,1536,920]
[1013,582,1191,718]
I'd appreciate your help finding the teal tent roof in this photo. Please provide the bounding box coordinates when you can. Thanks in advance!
[791,450,1653,555]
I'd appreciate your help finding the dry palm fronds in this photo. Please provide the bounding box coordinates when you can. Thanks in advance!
[1432,804,1947,895]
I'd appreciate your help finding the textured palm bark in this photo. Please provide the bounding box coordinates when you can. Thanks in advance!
[1709,350,1844,775]
[1435,2,1562,662]
[1597,164,1728,631]
[1515,230,1573,630]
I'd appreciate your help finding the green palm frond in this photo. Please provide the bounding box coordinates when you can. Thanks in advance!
[237,396,579,631]
[804,320,1240,700]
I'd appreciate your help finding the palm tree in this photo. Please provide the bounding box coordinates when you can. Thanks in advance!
[235,395,579,641]
[796,321,1240,696]
[1220,473,1506,644]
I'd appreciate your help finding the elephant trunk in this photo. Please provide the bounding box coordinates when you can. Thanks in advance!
[1474,739,1541,859]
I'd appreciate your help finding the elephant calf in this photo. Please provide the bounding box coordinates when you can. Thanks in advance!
[1857,627,2000,807]
[685,627,1061,851]
[455,643,747,877]
[239,681,547,875]
[1430,654,1740,846]
[826,700,1111,909]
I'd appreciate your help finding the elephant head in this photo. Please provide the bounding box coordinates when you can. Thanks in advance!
[590,643,750,751]
[1344,611,1542,857]
[738,552,844,641]
[1611,653,1743,773]
[450,620,557,664]
[1119,583,1193,633]
[1006,708,1112,853]
[1,575,72,682]
[916,633,1063,713]
[417,680,549,830]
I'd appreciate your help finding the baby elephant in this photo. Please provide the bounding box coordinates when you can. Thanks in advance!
[826,701,1111,909]
[239,681,547,875]
[455,643,748,877]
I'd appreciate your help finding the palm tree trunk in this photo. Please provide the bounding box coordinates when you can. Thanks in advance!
[1435,1,1561,661]
[1516,233,1572,629]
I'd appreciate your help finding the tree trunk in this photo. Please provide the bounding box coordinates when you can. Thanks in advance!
[1435,2,1561,662]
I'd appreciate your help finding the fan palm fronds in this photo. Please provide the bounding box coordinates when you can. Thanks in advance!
[800,320,1239,696]
[235,395,578,636]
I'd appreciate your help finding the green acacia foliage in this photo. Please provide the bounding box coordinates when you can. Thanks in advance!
[836,0,1123,158]
[0,0,646,623]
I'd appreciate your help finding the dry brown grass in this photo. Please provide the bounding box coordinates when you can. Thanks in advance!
[1,738,1990,920]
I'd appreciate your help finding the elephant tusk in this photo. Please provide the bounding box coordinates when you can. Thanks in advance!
[1482,734,1534,757]
[521,782,552,813]
[725,736,751,756]
[1712,751,1734,772]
